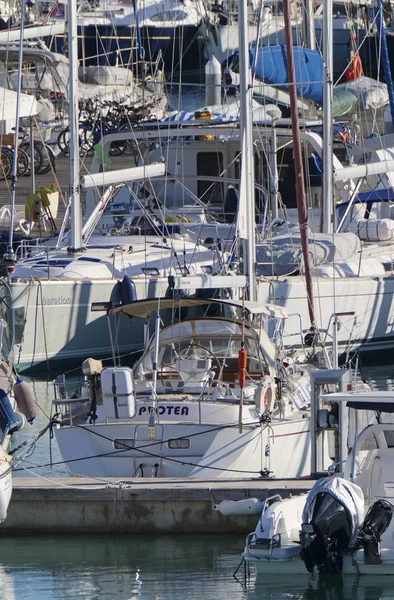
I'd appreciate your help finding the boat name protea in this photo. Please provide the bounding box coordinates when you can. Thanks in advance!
[42,297,72,306]
[138,405,189,416]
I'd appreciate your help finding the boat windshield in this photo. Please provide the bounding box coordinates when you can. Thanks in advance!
[136,319,268,376]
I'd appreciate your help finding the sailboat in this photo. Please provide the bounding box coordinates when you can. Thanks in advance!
[75,1,394,361]
[48,0,334,481]
[0,0,225,373]
[0,318,36,522]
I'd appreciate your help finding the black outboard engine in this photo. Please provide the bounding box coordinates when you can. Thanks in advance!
[299,477,364,574]
[300,491,353,574]
[357,499,393,564]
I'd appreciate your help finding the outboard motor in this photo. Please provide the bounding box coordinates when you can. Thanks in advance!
[357,499,393,564]
[299,477,364,574]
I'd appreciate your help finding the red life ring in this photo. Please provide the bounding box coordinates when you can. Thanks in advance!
[346,55,363,81]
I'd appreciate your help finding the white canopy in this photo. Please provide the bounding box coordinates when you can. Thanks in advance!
[322,391,394,404]
[110,297,288,319]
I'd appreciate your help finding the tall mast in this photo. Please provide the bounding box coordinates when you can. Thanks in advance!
[303,0,316,51]
[322,0,333,233]
[283,0,315,327]
[5,0,27,263]
[376,0,394,130]
[238,0,256,302]
[68,0,82,251]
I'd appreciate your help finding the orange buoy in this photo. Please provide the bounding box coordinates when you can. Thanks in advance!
[238,349,247,388]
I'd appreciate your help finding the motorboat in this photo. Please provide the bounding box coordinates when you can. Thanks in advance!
[240,380,394,576]
[40,0,209,72]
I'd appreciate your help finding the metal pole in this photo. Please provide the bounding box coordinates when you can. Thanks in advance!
[150,310,161,411]
[5,0,27,262]
[68,0,82,251]
[269,128,278,219]
[238,0,256,302]
[376,0,394,130]
[30,118,35,195]
[322,0,333,233]
[283,0,315,327]
[332,315,339,369]
[303,0,316,50]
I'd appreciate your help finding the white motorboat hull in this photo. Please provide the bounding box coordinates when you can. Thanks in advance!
[245,552,307,575]
[343,551,394,575]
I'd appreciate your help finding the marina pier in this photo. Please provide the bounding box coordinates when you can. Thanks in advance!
[1,477,313,534]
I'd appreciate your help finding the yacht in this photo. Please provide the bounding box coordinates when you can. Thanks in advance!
[51,295,325,479]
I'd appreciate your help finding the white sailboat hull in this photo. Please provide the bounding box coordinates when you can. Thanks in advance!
[0,467,12,522]
[7,278,167,371]
[257,276,394,354]
[54,402,312,479]
[0,448,13,522]
[8,272,394,371]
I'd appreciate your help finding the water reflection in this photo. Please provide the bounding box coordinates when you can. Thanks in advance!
[1,532,394,600]
[0,534,246,600]
[247,573,394,600]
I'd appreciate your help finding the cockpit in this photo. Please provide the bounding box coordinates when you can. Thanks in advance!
[134,318,269,383]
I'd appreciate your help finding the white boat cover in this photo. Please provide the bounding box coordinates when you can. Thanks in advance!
[0,86,38,120]
[302,476,365,548]
[256,232,361,276]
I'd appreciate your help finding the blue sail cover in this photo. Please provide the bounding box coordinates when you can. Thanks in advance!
[250,45,323,103]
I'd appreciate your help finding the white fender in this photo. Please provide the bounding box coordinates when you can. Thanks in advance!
[14,379,36,423]
[212,498,263,516]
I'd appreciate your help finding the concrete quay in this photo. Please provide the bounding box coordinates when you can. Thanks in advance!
[0,477,314,534]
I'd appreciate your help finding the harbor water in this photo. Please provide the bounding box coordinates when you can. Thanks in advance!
[1,363,393,598]
[2,532,394,600]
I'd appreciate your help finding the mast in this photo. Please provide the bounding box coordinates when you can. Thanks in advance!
[238,0,256,302]
[376,0,394,130]
[5,0,27,263]
[68,0,82,251]
[322,0,333,233]
[283,0,315,327]
[303,0,316,51]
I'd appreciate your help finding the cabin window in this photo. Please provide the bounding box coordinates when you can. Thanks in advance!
[114,439,135,450]
[168,438,190,449]
[384,431,394,448]
[150,10,188,21]
[141,267,160,276]
[197,152,224,205]
[360,434,378,451]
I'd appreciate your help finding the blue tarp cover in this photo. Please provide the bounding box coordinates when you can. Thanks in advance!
[250,45,323,103]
